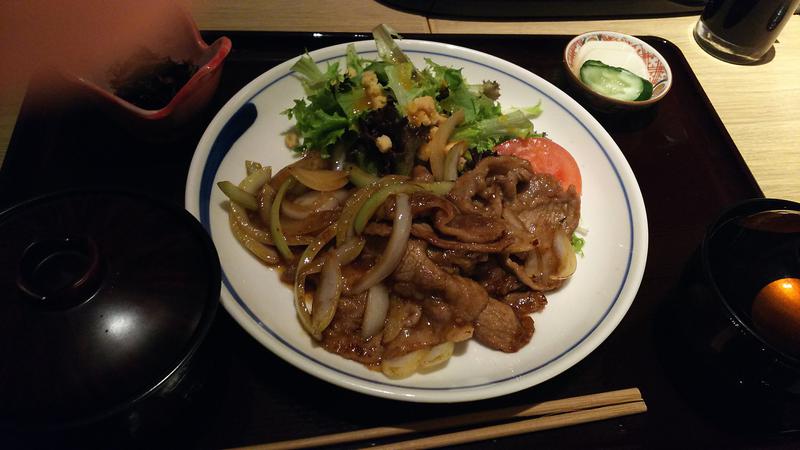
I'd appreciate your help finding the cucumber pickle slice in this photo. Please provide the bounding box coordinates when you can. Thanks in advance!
[579,60,653,102]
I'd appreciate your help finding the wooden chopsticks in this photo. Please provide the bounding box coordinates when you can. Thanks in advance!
[366,400,647,450]
[236,388,646,450]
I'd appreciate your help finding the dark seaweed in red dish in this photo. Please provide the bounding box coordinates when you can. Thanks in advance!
[109,48,198,110]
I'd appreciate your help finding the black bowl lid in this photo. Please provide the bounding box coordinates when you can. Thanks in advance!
[0,190,220,429]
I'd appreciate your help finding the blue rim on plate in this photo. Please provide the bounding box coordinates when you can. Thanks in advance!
[185,40,648,402]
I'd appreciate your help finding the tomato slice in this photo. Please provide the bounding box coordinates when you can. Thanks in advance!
[494,137,582,195]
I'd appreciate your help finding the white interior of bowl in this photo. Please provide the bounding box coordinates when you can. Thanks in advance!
[565,31,672,99]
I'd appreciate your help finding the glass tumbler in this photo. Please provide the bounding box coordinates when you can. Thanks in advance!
[693,0,800,63]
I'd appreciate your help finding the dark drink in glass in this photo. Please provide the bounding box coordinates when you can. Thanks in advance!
[694,0,800,63]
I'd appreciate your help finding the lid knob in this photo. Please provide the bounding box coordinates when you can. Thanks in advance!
[16,237,103,309]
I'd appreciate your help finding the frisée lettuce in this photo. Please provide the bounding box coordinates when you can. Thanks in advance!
[283,24,543,176]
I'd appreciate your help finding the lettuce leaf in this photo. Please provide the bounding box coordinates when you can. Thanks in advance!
[345,44,368,77]
[290,52,341,96]
[284,97,349,154]
[451,106,543,152]
[335,85,367,121]
[283,25,545,167]
[384,62,437,113]
[285,52,352,154]
[373,24,411,65]
[441,84,501,124]
[571,234,586,256]
[424,59,501,123]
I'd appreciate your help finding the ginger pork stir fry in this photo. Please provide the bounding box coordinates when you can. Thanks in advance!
[219,155,581,378]
[217,25,583,378]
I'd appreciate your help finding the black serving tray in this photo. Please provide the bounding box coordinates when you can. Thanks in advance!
[4,32,798,449]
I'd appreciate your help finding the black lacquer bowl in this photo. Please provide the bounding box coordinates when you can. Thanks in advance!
[663,198,800,435]
[0,189,221,447]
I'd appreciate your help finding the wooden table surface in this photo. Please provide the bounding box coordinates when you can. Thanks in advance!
[1,1,798,203]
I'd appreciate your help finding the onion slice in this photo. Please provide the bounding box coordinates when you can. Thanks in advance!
[361,283,390,339]
[347,164,379,187]
[336,237,366,265]
[446,324,474,343]
[294,224,337,337]
[281,211,338,237]
[289,167,350,192]
[218,181,258,210]
[257,182,276,226]
[228,213,280,265]
[280,198,315,220]
[271,177,295,261]
[245,160,263,175]
[335,175,407,246]
[353,183,422,235]
[381,349,427,379]
[298,224,338,271]
[413,181,454,196]
[300,189,350,206]
[229,201,312,246]
[301,236,365,277]
[425,109,465,181]
[331,142,347,171]
[551,230,578,280]
[311,253,342,339]
[382,298,404,344]
[282,190,346,220]
[353,181,454,235]
[239,166,271,194]
[442,141,467,182]
[352,193,412,294]
[420,342,454,369]
[270,152,324,190]
[505,255,552,291]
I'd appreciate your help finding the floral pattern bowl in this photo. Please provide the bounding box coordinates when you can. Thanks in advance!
[564,31,672,112]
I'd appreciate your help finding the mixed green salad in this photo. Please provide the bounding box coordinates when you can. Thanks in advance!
[283,24,543,177]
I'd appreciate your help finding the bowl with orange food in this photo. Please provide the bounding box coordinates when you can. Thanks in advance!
[681,198,800,402]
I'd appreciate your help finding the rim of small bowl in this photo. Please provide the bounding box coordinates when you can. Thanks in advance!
[563,30,673,108]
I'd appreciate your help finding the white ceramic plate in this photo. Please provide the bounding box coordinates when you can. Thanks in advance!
[185,39,648,403]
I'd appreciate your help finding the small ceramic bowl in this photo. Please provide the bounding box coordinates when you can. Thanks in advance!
[60,5,231,135]
[564,31,672,112]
